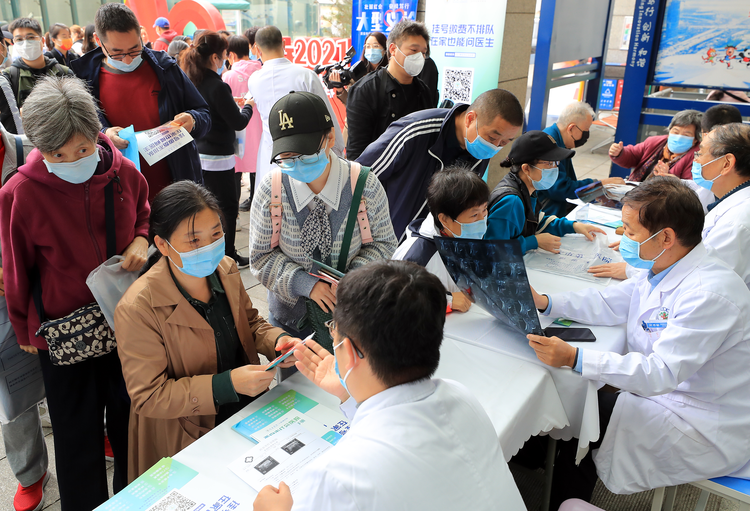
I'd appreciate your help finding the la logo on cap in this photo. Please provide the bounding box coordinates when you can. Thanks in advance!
[325,115,331,122]
[279,110,294,130]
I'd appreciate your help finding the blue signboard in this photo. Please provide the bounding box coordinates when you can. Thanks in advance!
[598,78,617,110]
[351,1,418,60]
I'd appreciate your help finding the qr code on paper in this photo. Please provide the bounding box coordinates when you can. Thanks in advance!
[442,67,474,103]
[147,489,197,511]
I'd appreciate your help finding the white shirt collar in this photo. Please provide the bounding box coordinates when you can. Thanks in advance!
[349,379,437,427]
[289,155,345,212]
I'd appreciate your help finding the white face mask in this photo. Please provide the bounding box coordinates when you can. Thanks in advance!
[395,46,425,76]
[15,39,42,61]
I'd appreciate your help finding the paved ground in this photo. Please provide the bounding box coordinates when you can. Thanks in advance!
[0,126,738,511]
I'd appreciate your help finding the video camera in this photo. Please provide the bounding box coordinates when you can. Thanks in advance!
[314,47,369,89]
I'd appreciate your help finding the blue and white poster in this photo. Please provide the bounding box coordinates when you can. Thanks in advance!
[653,0,750,89]
[598,78,617,110]
[351,1,417,60]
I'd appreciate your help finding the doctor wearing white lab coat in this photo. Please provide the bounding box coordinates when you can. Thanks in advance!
[252,260,526,511]
[529,177,750,497]
[245,26,344,186]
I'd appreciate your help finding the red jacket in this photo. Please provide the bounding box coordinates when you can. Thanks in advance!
[153,30,178,52]
[0,133,150,349]
[610,134,698,180]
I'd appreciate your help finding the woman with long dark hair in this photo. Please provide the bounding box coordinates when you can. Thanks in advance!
[332,31,388,106]
[115,181,297,480]
[44,23,79,67]
[81,24,97,54]
[180,31,254,268]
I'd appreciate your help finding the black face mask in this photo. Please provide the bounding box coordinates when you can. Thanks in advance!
[573,128,590,148]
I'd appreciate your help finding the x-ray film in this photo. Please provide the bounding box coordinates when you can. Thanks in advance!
[435,238,544,336]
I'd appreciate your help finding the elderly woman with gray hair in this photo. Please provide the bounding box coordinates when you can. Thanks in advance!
[609,109,703,182]
[0,76,150,510]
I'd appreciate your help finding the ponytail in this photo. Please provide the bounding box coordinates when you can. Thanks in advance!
[179,30,227,86]
[44,32,52,52]
[46,23,69,53]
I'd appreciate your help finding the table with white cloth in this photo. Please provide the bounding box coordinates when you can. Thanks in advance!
[172,335,570,502]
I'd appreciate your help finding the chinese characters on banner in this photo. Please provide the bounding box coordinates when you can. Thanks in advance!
[425,0,507,104]
[628,0,657,70]
[351,1,418,60]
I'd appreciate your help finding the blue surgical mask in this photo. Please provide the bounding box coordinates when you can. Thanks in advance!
[278,148,329,183]
[249,54,258,61]
[217,62,225,75]
[364,48,383,64]
[447,216,487,239]
[43,150,100,184]
[108,54,143,73]
[667,133,694,154]
[333,339,353,393]
[619,230,665,270]
[691,156,724,191]
[465,122,503,160]
[167,235,226,278]
[530,165,559,191]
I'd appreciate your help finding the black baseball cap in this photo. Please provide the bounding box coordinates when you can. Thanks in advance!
[506,130,575,166]
[269,91,335,163]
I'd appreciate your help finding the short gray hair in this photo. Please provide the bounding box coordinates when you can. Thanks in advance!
[557,101,595,127]
[22,76,102,153]
[668,109,703,143]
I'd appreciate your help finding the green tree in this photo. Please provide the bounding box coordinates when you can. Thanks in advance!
[320,0,352,38]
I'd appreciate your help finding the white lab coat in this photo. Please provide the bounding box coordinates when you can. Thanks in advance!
[702,185,750,289]
[246,58,344,186]
[549,243,750,494]
[291,379,526,511]
[392,214,460,294]
[684,179,716,213]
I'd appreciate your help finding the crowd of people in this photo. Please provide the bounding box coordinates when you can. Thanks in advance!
[0,3,748,511]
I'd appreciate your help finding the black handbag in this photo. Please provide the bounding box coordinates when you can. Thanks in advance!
[301,165,369,353]
[33,178,118,366]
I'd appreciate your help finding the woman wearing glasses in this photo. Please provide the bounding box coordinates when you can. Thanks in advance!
[248,91,397,345]
[180,31,254,269]
[485,130,605,254]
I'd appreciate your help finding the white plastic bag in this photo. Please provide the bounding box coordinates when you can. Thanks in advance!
[234,128,246,158]
[0,297,45,423]
[86,255,139,331]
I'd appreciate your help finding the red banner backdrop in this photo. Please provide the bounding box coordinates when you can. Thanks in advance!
[126,0,226,42]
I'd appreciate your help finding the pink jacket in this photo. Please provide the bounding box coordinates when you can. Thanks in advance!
[611,134,698,180]
[223,59,262,173]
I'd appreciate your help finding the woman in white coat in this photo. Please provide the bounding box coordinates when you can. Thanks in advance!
[528,177,750,504]
[590,123,750,288]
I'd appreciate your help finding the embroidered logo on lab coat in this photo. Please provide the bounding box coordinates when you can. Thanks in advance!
[278,110,294,130]
[657,307,670,320]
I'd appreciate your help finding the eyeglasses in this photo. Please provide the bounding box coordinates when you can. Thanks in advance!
[272,137,326,169]
[325,320,365,359]
[13,35,40,43]
[101,39,143,61]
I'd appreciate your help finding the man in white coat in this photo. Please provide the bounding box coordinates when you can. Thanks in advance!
[245,26,344,187]
[590,123,750,288]
[527,177,750,504]
[252,260,526,511]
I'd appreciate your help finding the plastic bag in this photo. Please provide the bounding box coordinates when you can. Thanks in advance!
[0,297,45,423]
[234,128,246,158]
[86,255,139,331]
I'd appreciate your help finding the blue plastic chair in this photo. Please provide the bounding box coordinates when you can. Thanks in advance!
[651,477,750,511]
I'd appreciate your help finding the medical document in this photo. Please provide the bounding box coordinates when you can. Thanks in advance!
[524,234,623,284]
[135,123,193,166]
[228,424,332,492]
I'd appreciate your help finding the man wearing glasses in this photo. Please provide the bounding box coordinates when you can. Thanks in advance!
[539,100,626,217]
[0,18,73,134]
[251,260,526,511]
[71,3,210,201]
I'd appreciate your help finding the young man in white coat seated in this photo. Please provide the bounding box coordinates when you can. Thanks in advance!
[252,260,526,511]
[392,164,489,313]
[527,177,750,504]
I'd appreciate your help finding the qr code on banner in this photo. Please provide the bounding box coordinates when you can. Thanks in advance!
[442,67,474,103]
[147,489,197,511]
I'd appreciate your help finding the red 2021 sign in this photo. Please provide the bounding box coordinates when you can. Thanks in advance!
[282,36,352,70]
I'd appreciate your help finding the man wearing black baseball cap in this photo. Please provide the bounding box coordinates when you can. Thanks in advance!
[485,130,605,253]
[248,91,397,340]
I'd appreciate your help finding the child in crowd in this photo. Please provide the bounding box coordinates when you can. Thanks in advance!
[486,130,605,253]
[393,164,488,312]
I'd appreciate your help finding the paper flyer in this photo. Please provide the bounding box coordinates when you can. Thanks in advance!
[145,474,249,511]
[135,124,193,167]
[232,390,349,445]
[228,424,332,492]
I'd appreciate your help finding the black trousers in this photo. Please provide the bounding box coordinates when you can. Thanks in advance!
[511,389,620,510]
[38,349,130,511]
[203,168,239,257]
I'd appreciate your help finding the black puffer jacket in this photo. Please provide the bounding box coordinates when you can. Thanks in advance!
[195,70,253,156]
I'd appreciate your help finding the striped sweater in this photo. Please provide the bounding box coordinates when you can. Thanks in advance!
[356,103,489,242]
[249,157,397,328]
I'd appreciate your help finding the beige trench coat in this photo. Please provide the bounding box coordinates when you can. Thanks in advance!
[114,256,286,481]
